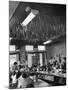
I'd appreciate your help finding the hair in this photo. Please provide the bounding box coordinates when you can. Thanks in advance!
[13,71,16,75]
[51,57,52,59]
[22,72,27,78]
[16,71,21,79]
[14,62,17,65]
[18,65,21,69]
[63,57,66,61]
[30,73,34,76]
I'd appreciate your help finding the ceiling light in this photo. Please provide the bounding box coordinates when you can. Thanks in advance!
[43,40,52,45]
[21,9,39,26]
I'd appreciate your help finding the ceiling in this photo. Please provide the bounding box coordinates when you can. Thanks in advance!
[9,1,19,20]
[9,1,66,45]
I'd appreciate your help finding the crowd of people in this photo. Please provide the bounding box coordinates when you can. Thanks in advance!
[9,62,34,89]
[9,54,66,89]
[48,55,66,74]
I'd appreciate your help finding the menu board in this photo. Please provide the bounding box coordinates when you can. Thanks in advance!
[25,45,33,51]
[38,45,45,51]
[9,45,15,51]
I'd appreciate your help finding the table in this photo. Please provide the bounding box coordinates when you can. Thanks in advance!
[30,71,66,85]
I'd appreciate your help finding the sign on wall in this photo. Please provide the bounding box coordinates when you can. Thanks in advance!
[25,45,33,51]
[9,45,16,51]
[38,45,45,51]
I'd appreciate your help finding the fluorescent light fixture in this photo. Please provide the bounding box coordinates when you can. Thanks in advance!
[21,9,39,26]
[43,40,52,45]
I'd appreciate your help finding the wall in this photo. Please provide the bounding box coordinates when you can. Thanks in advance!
[46,36,66,60]
[20,45,46,66]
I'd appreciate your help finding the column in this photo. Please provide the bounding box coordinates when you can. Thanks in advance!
[39,53,43,66]
[44,52,47,65]
[34,46,39,65]
[27,54,32,68]
[20,46,26,64]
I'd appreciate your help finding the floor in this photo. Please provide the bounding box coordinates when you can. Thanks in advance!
[34,79,52,88]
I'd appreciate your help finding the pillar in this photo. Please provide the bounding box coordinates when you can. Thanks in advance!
[27,54,32,68]
[20,46,26,64]
[39,53,43,66]
[44,52,47,65]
